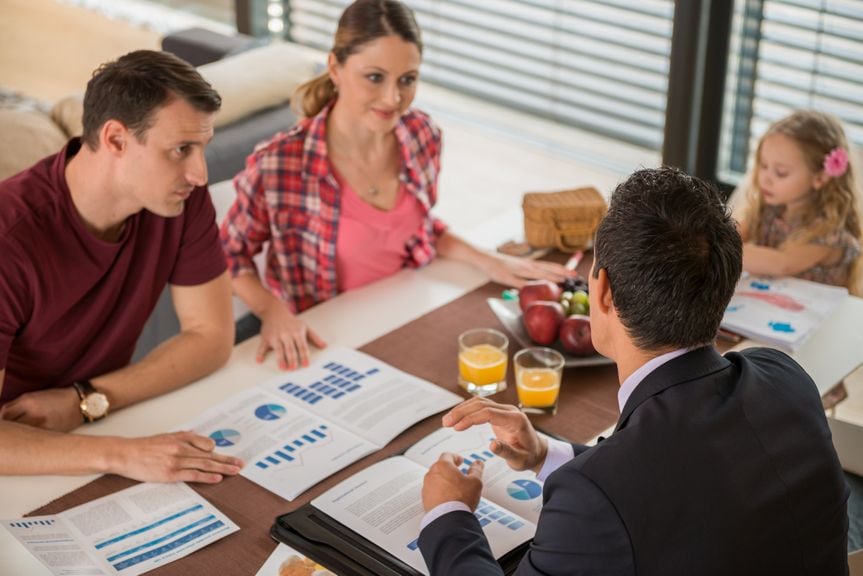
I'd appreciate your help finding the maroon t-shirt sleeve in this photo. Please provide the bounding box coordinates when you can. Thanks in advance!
[0,244,32,370]
[169,186,228,286]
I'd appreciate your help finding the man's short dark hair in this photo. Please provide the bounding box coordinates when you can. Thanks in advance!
[593,167,742,351]
[81,50,221,150]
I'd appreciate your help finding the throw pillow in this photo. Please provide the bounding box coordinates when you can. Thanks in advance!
[51,94,84,138]
[198,41,321,128]
[0,109,67,180]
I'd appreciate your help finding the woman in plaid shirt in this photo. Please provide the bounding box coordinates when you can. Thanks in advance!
[220,0,570,371]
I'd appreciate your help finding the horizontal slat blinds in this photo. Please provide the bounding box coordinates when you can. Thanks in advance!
[287,0,673,150]
[725,0,863,175]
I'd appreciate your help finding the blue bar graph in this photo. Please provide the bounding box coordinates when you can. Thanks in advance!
[460,450,497,473]
[112,521,225,570]
[95,505,203,550]
[471,500,526,531]
[254,424,329,469]
[10,519,55,529]
[278,361,381,406]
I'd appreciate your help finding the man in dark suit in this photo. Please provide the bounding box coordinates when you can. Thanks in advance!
[418,167,849,575]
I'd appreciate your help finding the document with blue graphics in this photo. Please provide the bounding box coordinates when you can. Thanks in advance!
[1,482,237,576]
[184,347,462,501]
[310,424,544,575]
[721,275,848,352]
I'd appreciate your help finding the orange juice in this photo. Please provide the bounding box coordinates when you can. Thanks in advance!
[516,368,560,408]
[459,344,508,386]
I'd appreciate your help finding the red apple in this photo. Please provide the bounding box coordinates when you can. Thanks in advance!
[519,280,563,313]
[523,301,565,345]
[559,315,596,356]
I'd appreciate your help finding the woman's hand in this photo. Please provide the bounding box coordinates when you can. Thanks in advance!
[479,253,572,288]
[435,231,574,288]
[257,300,327,370]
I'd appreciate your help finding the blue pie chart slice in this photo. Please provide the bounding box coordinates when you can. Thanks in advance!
[255,403,287,421]
[210,429,241,447]
[507,479,542,501]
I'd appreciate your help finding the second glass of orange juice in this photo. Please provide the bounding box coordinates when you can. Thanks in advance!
[514,347,564,415]
[458,328,509,396]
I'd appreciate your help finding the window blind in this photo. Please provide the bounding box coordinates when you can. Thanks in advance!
[724,0,863,175]
[286,0,674,150]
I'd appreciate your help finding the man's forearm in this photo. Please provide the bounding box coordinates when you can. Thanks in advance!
[89,273,235,412]
[92,326,233,412]
[0,419,115,475]
[0,419,244,483]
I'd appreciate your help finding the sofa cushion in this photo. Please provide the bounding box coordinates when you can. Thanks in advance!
[0,108,68,181]
[198,41,321,129]
[51,93,84,138]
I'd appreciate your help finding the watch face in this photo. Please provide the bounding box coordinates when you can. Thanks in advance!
[84,393,109,418]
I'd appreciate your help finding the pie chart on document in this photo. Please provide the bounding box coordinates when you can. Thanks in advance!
[209,429,241,447]
[255,403,287,421]
[507,479,543,501]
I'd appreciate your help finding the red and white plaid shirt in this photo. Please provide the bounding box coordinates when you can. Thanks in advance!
[220,104,447,313]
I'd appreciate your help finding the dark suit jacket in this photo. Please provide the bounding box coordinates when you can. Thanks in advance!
[418,347,849,575]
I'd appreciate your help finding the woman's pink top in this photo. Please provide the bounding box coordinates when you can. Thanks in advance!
[334,171,425,291]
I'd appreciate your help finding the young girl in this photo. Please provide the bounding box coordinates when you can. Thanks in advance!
[735,110,862,295]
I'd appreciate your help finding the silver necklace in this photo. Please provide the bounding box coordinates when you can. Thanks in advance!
[331,140,393,199]
[337,152,384,198]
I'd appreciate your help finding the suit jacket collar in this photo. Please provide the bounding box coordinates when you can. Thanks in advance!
[614,346,730,433]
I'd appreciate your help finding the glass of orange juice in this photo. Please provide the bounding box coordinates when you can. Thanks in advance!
[458,328,509,396]
[514,347,564,415]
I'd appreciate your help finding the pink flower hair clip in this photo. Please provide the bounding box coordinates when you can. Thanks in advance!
[823,147,849,178]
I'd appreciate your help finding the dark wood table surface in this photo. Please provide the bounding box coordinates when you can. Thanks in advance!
[31,278,623,574]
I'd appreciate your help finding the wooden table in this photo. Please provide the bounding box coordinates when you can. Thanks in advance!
[17,278,621,575]
[4,252,862,574]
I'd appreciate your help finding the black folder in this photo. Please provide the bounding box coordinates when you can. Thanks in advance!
[271,504,530,575]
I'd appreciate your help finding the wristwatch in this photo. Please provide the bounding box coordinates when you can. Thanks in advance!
[72,380,110,423]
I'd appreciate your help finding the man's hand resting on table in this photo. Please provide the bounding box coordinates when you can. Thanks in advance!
[106,431,244,484]
[442,397,549,474]
[0,387,83,432]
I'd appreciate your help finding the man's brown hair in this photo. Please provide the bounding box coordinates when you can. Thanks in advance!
[81,50,221,150]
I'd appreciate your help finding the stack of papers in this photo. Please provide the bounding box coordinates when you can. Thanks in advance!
[721,275,848,352]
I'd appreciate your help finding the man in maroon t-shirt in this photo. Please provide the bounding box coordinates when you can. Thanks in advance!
[0,51,243,483]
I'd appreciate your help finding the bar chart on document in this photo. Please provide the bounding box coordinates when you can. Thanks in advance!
[261,347,463,447]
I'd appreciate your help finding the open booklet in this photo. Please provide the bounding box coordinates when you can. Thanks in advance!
[720,274,848,352]
[184,346,463,501]
[274,423,548,576]
[1,483,238,576]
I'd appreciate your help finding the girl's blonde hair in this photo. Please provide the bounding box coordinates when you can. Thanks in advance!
[738,110,863,294]
[292,0,422,118]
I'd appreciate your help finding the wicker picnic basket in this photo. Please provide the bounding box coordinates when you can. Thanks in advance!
[522,187,607,252]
